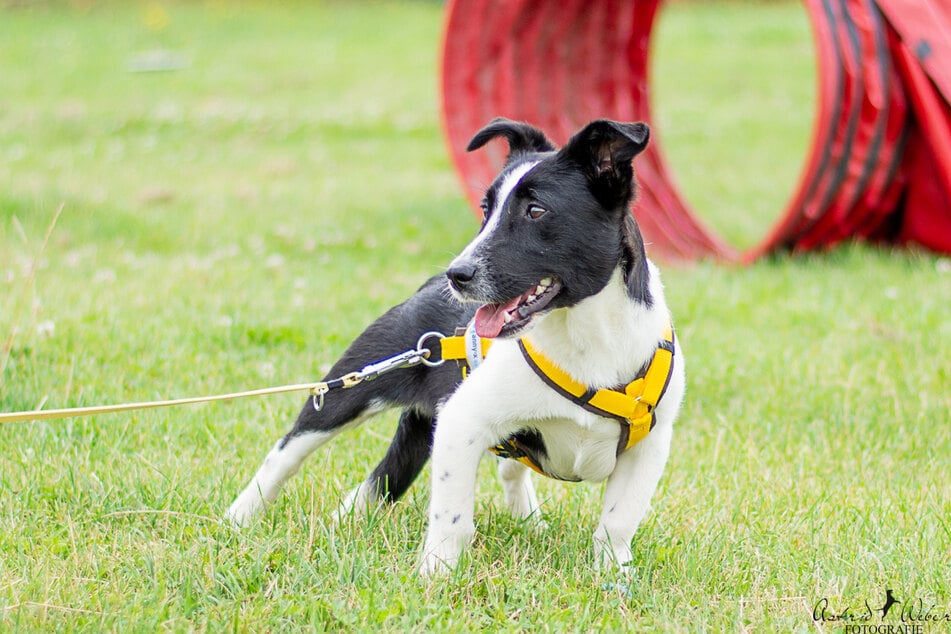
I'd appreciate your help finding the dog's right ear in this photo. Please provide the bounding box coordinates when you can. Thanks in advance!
[466,118,556,156]
[560,119,650,209]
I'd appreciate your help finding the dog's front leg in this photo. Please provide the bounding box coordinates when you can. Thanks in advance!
[593,421,673,570]
[418,399,492,576]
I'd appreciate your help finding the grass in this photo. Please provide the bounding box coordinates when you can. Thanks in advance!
[651,1,817,250]
[1,1,949,631]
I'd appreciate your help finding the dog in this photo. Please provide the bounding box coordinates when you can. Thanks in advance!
[226,118,685,576]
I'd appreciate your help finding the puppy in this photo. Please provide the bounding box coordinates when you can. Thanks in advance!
[227,118,685,576]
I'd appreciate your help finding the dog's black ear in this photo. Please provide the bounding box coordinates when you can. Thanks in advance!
[560,120,650,208]
[466,118,557,156]
[621,212,653,305]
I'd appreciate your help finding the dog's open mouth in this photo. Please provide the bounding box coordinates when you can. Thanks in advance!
[474,277,562,338]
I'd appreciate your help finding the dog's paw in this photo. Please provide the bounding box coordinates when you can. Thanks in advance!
[418,524,474,578]
[592,536,633,571]
[418,551,455,578]
[225,493,263,528]
[418,540,462,577]
[332,482,372,525]
[592,521,636,571]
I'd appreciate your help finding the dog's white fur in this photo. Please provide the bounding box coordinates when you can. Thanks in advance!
[456,160,540,264]
[419,261,684,575]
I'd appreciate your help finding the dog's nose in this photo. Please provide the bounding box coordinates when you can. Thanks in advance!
[446,262,477,292]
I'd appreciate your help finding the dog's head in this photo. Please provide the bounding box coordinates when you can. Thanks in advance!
[447,118,653,339]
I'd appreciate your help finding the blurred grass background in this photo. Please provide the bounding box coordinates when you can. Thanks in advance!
[1,1,948,631]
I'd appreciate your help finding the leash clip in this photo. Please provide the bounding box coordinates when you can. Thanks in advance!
[308,333,448,413]
[355,349,425,382]
[310,383,329,412]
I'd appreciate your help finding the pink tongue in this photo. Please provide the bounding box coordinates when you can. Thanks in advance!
[474,297,522,338]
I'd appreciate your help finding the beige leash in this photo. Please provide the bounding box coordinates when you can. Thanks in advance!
[0,332,447,425]
[0,382,326,424]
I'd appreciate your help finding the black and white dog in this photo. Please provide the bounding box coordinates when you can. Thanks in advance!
[227,118,685,576]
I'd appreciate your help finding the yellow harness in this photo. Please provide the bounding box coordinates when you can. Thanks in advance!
[439,322,676,479]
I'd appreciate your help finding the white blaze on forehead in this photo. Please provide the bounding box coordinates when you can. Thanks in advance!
[456,160,540,261]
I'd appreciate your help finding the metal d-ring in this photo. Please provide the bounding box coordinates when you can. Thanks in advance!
[416,331,447,367]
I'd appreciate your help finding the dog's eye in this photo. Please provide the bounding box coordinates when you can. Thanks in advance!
[477,200,489,222]
[479,201,491,227]
[526,204,548,220]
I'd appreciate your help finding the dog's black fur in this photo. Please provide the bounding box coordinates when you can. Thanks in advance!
[271,117,653,505]
[278,280,476,501]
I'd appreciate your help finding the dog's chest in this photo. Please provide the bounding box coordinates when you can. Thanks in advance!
[508,416,623,482]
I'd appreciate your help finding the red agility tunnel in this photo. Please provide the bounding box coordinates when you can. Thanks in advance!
[440,0,951,261]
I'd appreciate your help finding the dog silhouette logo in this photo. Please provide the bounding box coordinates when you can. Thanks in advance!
[878,588,900,620]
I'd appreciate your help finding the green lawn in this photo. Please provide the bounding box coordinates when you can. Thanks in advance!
[1,1,949,631]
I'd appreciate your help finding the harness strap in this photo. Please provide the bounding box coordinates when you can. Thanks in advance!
[439,322,493,378]
[439,321,676,476]
[487,438,551,478]
[518,322,675,453]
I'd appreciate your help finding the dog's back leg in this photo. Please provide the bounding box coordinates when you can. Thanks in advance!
[497,458,544,525]
[225,274,469,527]
[334,407,434,520]
[225,386,391,526]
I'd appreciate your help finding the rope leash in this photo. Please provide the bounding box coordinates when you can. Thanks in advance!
[0,332,447,425]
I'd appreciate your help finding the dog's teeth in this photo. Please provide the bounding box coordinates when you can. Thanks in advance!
[527,294,537,302]
[534,285,545,295]
[539,277,552,287]
[504,312,514,323]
